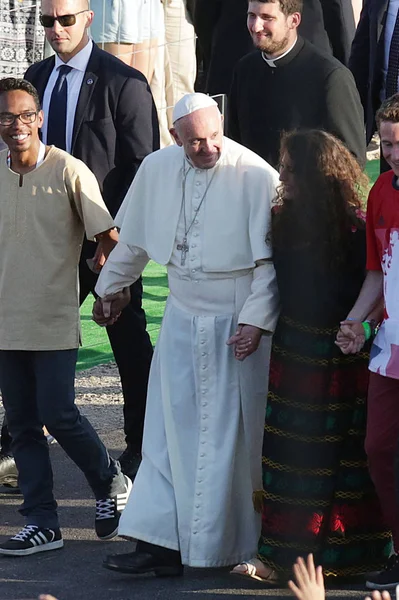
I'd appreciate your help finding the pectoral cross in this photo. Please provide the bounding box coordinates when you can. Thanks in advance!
[177,237,189,266]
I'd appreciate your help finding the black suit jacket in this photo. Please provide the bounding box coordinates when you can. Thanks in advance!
[194,0,355,97]
[25,44,160,217]
[349,0,388,144]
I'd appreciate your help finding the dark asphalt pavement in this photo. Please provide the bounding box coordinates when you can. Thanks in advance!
[0,430,368,600]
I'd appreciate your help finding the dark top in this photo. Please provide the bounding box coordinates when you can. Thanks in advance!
[25,44,160,217]
[349,0,388,144]
[273,227,367,328]
[228,37,366,169]
[193,0,355,96]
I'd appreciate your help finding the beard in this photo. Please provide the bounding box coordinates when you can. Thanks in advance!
[252,32,290,55]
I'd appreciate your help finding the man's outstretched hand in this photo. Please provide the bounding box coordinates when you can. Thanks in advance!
[92,288,131,327]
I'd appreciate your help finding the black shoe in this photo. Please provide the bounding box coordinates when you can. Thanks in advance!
[366,554,399,589]
[95,474,132,540]
[118,447,141,481]
[0,453,19,489]
[103,551,184,577]
[0,525,63,556]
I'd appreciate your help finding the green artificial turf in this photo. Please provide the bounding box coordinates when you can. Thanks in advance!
[78,158,381,371]
[365,158,380,182]
[77,261,168,371]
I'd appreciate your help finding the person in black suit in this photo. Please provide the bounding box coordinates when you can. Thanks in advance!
[349,0,392,151]
[193,0,356,97]
[20,0,160,480]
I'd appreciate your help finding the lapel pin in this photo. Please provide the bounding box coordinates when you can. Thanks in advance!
[87,78,94,85]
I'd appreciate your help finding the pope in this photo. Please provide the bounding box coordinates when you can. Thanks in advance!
[93,93,280,575]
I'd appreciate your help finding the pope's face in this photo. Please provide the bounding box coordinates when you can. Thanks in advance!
[171,107,223,170]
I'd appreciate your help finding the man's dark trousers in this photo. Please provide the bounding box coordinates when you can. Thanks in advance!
[0,349,124,529]
[79,239,153,453]
[0,414,11,455]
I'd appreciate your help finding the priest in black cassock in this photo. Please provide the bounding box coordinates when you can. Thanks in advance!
[228,0,366,169]
[194,0,356,97]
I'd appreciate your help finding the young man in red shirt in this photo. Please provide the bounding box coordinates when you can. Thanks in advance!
[337,93,399,589]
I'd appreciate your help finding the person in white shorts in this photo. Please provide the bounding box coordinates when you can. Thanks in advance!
[90,0,164,81]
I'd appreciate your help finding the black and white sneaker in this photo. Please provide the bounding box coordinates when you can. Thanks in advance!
[95,475,132,540]
[366,554,399,589]
[0,525,63,556]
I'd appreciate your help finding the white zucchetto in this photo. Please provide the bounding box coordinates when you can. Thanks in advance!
[172,93,219,124]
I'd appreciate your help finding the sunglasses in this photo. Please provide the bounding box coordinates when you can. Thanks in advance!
[39,10,88,28]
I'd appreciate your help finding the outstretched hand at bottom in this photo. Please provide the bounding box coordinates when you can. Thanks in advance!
[288,555,325,600]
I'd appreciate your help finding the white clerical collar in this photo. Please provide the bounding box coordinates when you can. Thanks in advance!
[262,37,298,67]
[55,38,93,73]
[7,140,46,170]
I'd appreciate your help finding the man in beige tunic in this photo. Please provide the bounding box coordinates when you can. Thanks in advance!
[0,78,131,557]
[94,93,280,575]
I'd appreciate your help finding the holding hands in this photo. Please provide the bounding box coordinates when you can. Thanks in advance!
[335,319,366,355]
[227,324,263,361]
[92,287,131,327]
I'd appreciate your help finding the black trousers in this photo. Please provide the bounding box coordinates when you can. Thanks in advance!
[0,349,124,529]
[0,240,153,456]
[79,240,153,452]
[0,413,11,456]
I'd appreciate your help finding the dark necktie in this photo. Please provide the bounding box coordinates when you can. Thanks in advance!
[46,64,72,150]
[386,9,399,99]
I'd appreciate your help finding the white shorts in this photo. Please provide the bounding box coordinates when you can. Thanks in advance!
[90,0,164,44]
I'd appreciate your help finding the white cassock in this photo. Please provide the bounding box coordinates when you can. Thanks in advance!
[96,137,280,567]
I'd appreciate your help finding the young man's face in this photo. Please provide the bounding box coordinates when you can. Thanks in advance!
[0,90,43,154]
[380,121,399,177]
[247,1,300,56]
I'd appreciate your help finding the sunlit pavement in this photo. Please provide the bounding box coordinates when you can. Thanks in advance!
[0,429,369,600]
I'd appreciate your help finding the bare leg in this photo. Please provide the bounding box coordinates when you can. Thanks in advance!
[99,40,158,83]
[99,42,135,67]
[131,39,158,82]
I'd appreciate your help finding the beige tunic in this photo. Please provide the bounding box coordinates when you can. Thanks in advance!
[0,146,114,351]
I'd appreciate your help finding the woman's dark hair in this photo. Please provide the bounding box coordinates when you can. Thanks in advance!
[271,129,368,268]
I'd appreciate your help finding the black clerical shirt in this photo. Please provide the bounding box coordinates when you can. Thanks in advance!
[228,37,366,169]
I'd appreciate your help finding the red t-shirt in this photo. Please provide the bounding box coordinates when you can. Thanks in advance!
[366,171,399,379]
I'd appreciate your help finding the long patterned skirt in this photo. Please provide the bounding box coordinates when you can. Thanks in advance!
[258,316,391,578]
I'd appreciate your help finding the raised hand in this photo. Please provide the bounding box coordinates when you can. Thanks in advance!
[365,591,393,600]
[288,555,325,600]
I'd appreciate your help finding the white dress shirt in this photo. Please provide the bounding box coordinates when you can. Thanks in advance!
[41,39,93,153]
[383,0,399,98]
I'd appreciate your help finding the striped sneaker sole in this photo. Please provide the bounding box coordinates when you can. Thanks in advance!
[0,538,64,556]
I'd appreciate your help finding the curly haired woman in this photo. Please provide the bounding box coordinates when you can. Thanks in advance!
[231,130,390,584]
